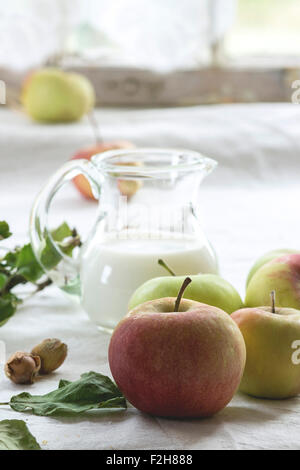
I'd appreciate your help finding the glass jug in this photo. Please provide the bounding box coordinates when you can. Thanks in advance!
[30,148,218,331]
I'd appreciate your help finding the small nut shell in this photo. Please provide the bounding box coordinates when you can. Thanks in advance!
[5,351,41,384]
[31,338,67,374]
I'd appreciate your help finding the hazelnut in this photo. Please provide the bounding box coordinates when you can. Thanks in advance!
[31,338,67,374]
[5,351,41,384]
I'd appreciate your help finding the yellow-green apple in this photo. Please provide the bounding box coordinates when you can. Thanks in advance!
[71,141,135,200]
[21,68,95,123]
[246,249,299,287]
[109,278,246,417]
[245,254,300,309]
[128,270,243,314]
[232,303,300,398]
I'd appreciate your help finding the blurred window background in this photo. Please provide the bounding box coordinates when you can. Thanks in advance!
[0,0,232,70]
[0,0,299,104]
[225,0,300,63]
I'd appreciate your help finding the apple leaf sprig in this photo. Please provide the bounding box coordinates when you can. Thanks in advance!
[0,371,127,417]
[0,220,80,327]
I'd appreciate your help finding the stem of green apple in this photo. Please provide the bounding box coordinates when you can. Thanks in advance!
[270,290,276,313]
[174,277,192,312]
[158,259,176,276]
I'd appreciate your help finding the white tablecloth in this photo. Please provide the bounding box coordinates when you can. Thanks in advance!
[0,103,300,450]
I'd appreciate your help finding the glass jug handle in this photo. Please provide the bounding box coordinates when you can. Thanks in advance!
[29,159,100,295]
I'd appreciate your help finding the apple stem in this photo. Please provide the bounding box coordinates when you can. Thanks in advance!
[174,277,192,312]
[88,110,103,145]
[270,290,276,313]
[158,259,176,276]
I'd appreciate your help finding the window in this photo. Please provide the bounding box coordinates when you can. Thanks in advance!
[0,0,225,70]
[225,0,300,62]
[0,0,299,105]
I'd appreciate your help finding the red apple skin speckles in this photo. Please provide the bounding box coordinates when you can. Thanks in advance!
[109,301,246,418]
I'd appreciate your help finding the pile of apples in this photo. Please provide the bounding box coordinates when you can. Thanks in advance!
[109,249,300,418]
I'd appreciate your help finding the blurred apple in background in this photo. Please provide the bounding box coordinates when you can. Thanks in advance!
[21,68,95,123]
[117,177,142,198]
[71,141,135,200]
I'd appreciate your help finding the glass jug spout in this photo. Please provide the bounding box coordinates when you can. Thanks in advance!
[92,147,217,205]
[92,147,217,176]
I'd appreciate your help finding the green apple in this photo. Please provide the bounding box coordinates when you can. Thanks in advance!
[246,249,299,287]
[232,304,300,398]
[110,278,246,417]
[21,68,95,123]
[128,272,243,314]
[245,254,300,309]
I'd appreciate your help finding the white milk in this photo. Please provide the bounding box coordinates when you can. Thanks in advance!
[80,231,218,330]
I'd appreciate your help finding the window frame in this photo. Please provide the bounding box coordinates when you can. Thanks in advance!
[1,0,300,107]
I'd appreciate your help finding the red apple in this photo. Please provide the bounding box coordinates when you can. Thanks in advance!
[245,254,300,309]
[109,283,246,418]
[71,141,135,200]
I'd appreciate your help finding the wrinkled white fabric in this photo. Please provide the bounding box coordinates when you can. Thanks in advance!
[0,103,300,450]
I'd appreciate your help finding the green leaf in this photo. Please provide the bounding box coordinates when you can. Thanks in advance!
[0,221,11,241]
[0,272,7,289]
[0,221,80,329]
[0,420,41,450]
[16,244,44,282]
[40,222,75,271]
[3,251,18,268]
[9,371,127,416]
[40,236,62,271]
[0,294,16,326]
[58,379,71,388]
[51,222,73,242]
[61,275,81,296]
